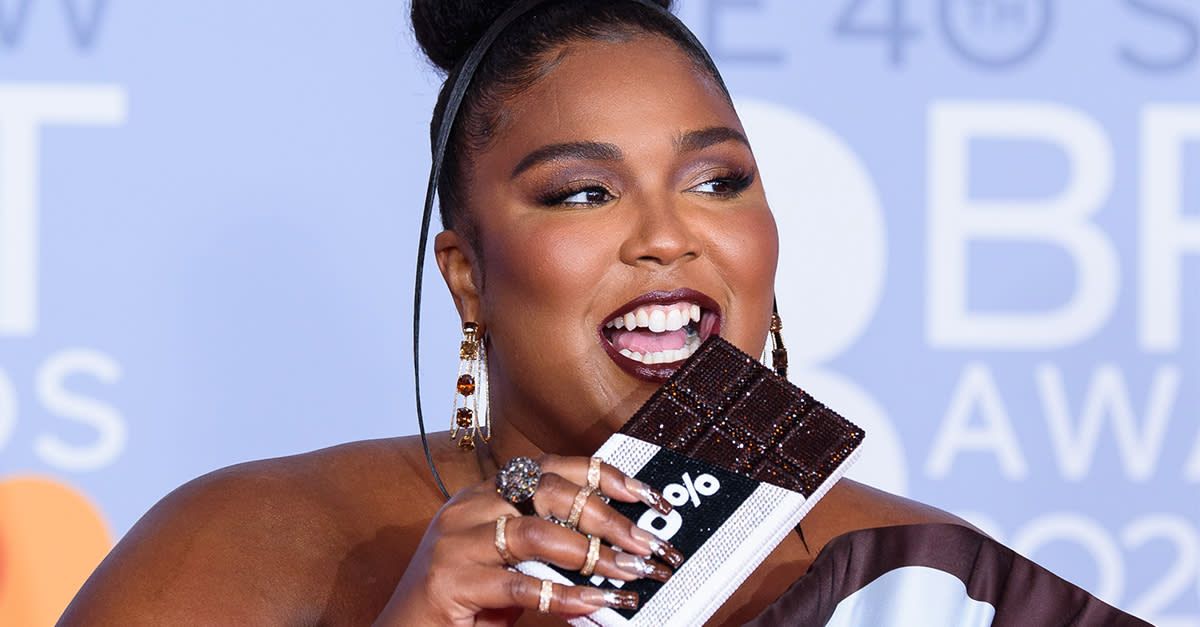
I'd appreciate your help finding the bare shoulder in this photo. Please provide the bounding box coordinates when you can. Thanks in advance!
[60,435,469,625]
[801,478,979,553]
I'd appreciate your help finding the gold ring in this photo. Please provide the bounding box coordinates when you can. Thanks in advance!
[494,515,517,566]
[538,579,554,614]
[580,535,601,576]
[587,456,602,492]
[566,486,593,529]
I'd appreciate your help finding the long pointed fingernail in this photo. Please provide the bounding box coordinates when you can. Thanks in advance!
[581,587,640,610]
[629,527,684,568]
[625,476,671,514]
[650,538,684,568]
[615,553,672,582]
[629,526,657,556]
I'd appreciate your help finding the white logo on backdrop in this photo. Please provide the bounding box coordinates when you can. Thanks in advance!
[927,101,1118,349]
[919,99,1200,617]
[0,84,128,470]
[0,84,126,336]
[736,98,908,496]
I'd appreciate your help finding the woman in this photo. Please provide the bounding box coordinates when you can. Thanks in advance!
[60,1,1146,625]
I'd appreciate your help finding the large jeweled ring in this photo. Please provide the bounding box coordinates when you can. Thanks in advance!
[580,534,601,576]
[566,485,593,529]
[538,579,554,614]
[496,456,542,514]
[586,456,602,493]
[494,515,517,566]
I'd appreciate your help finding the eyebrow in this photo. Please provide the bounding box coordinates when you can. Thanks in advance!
[508,126,751,179]
[510,141,623,179]
[675,126,751,153]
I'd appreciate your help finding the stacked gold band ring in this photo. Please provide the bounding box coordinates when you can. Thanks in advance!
[566,486,593,529]
[494,515,517,566]
[586,456,602,492]
[580,535,601,576]
[538,579,554,614]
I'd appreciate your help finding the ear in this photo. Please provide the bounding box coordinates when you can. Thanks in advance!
[434,229,483,327]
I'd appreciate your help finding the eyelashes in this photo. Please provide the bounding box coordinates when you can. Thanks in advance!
[535,170,756,209]
[691,170,755,197]
[537,182,614,208]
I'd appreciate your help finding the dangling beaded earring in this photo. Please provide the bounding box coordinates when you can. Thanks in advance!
[763,301,788,378]
[451,322,489,450]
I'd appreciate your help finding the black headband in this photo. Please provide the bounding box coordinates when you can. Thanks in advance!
[412,0,725,498]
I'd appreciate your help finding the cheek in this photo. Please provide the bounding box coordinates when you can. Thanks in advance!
[476,215,623,418]
[477,215,616,352]
[716,206,779,287]
[707,205,779,350]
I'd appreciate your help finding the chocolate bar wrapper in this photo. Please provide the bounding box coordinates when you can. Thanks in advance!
[517,337,865,626]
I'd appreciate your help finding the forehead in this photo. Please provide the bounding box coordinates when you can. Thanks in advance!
[484,35,739,158]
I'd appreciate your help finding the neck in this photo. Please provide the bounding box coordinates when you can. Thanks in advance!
[474,420,544,477]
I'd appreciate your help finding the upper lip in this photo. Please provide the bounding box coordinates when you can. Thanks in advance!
[600,288,721,327]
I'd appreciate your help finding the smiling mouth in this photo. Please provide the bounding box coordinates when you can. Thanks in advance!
[599,289,722,383]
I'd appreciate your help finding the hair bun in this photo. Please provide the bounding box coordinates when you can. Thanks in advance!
[411,0,674,73]
[411,0,508,73]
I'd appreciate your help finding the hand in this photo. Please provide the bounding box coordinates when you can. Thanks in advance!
[374,455,681,626]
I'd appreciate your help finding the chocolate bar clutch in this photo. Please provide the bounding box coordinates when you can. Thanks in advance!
[518,336,865,626]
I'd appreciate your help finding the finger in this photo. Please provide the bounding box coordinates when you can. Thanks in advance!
[498,516,672,583]
[442,482,532,530]
[539,455,671,514]
[461,568,640,615]
[531,474,684,567]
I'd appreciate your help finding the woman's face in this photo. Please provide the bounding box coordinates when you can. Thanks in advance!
[443,34,778,456]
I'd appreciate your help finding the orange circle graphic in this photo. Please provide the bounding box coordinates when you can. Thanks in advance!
[0,476,112,626]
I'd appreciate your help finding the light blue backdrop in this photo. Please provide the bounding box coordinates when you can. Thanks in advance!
[1,1,1197,624]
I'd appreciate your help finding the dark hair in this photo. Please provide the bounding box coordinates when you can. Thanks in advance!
[410,0,730,242]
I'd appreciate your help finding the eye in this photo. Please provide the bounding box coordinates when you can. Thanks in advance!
[688,171,755,198]
[540,184,615,208]
[562,187,612,205]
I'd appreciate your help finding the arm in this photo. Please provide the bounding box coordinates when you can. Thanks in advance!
[59,466,311,625]
[60,446,678,626]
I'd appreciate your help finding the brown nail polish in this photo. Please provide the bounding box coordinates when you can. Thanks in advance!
[628,526,658,556]
[648,537,684,568]
[604,589,640,610]
[626,476,672,514]
[580,587,640,610]
[615,552,672,582]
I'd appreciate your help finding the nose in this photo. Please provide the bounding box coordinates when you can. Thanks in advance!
[618,195,700,266]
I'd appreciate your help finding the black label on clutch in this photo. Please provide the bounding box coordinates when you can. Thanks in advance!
[554,446,758,618]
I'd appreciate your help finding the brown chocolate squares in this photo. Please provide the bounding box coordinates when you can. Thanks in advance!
[620,337,865,497]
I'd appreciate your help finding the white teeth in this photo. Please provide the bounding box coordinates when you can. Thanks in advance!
[615,336,703,365]
[648,309,666,332]
[609,302,706,334]
[665,309,684,332]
